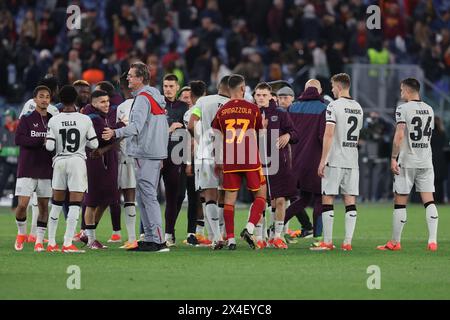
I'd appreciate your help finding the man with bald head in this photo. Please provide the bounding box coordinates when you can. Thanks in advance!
[285,79,327,240]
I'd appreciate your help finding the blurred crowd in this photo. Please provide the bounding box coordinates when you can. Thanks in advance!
[0,0,449,204]
[0,0,450,103]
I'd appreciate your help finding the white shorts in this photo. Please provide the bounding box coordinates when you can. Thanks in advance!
[52,157,87,193]
[195,160,219,191]
[393,167,435,194]
[118,161,136,189]
[322,166,359,196]
[15,178,52,198]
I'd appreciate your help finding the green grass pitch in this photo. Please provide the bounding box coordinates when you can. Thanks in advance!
[0,203,449,300]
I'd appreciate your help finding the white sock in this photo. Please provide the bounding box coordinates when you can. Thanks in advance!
[228,237,236,245]
[196,219,205,235]
[322,207,334,244]
[425,203,438,244]
[30,204,39,236]
[16,219,27,235]
[48,204,62,246]
[275,220,284,239]
[36,222,46,244]
[112,230,121,236]
[124,204,136,242]
[245,222,255,235]
[270,208,276,239]
[392,206,407,243]
[165,233,173,242]
[262,211,267,240]
[86,227,96,245]
[205,202,221,241]
[283,220,290,234]
[344,206,357,245]
[205,217,213,241]
[64,205,80,247]
[218,205,225,237]
[254,220,263,241]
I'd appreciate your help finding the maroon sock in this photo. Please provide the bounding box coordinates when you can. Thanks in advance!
[110,203,121,232]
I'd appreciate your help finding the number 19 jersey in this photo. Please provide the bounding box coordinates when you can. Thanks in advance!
[46,112,98,164]
[326,97,363,169]
[395,100,434,168]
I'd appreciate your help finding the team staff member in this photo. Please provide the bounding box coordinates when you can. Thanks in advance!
[103,62,170,253]
[161,74,189,247]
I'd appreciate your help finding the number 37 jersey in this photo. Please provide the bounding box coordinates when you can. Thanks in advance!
[326,97,363,169]
[212,99,263,173]
[46,112,99,164]
[396,101,434,168]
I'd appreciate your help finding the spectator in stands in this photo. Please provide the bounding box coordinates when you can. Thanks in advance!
[0,109,19,208]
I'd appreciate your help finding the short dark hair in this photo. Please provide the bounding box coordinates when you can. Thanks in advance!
[59,85,78,105]
[39,75,59,95]
[130,62,150,85]
[91,90,109,100]
[331,73,351,89]
[228,74,245,90]
[96,81,115,96]
[401,78,420,92]
[254,82,272,92]
[178,86,191,95]
[163,74,179,83]
[33,85,51,98]
[218,75,230,89]
[189,80,207,98]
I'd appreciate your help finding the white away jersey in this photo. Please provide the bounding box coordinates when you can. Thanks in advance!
[325,97,363,168]
[192,94,230,160]
[46,112,98,164]
[20,99,59,118]
[116,99,134,163]
[395,100,434,168]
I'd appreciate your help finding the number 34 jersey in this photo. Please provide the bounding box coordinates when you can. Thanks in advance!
[46,112,98,165]
[395,100,434,168]
[326,97,363,169]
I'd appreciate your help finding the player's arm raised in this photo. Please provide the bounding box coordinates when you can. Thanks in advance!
[391,123,405,175]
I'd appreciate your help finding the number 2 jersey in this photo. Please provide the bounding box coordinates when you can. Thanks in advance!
[395,100,434,168]
[46,111,98,165]
[326,97,363,169]
[212,99,263,173]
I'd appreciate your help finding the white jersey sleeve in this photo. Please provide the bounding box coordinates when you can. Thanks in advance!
[396,101,434,168]
[116,99,134,162]
[326,98,363,169]
[195,94,230,160]
[45,119,57,152]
